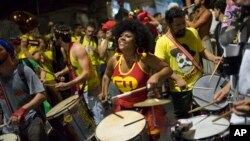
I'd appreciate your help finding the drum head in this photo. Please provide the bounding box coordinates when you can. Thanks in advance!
[0,133,20,141]
[181,115,229,140]
[95,110,146,141]
[46,95,79,119]
[193,75,228,111]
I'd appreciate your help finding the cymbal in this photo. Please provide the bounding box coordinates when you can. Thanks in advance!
[134,98,171,107]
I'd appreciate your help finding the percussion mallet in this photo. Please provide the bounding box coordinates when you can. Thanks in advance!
[188,101,216,113]
[37,65,56,77]
[209,55,224,82]
[111,86,147,99]
[212,110,232,122]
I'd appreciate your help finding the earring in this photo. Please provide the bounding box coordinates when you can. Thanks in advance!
[137,48,147,58]
[114,48,121,57]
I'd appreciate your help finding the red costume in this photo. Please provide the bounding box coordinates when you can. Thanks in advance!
[112,56,165,135]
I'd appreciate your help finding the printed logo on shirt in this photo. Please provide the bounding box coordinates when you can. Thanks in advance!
[113,76,138,92]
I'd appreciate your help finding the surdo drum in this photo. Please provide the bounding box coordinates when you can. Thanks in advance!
[46,95,96,141]
[95,110,150,141]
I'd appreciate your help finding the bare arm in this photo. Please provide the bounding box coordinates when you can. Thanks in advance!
[142,53,173,83]
[201,48,221,64]
[66,44,91,87]
[186,10,212,29]
[22,92,47,110]
[99,56,116,101]
[98,39,109,58]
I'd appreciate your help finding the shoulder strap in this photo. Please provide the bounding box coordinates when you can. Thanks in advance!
[17,64,47,122]
[20,58,36,72]
[166,31,203,71]
[17,64,29,91]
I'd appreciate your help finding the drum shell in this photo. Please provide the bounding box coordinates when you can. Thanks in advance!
[46,95,96,141]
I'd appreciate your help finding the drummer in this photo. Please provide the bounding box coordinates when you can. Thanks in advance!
[155,7,220,119]
[0,39,48,141]
[53,24,105,124]
[99,19,173,140]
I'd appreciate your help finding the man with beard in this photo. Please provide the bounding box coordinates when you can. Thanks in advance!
[155,7,220,118]
[0,39,48,141]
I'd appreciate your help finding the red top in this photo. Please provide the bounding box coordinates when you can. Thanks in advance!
[112,56,149,111]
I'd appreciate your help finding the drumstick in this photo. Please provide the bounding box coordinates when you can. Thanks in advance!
[111,86,147,99]
[188,101,216,113]
[192,86,213,90]
[212,110,232,122]
[112,112,124,119]
[38,65,56,77]
[124,118,145,127]
[209,55,223,82]
[0,123,8,128]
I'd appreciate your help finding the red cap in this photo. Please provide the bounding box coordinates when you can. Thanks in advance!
[102,20,116,31]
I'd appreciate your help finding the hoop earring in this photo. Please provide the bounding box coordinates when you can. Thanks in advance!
[114,48,121,57]
[136,48,147,58]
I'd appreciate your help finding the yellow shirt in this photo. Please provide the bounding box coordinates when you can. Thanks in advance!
[82,36,100,66]
[42,51,55,81]
[155,28,204,92]
[17,34,37,59]
[69,47,100,92]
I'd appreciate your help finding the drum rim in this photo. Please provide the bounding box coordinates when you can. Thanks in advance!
[0,133,20,141]
[192,74,229,111]
[181,115,230,140]
[46,95,80,119]
[95,110,147,141]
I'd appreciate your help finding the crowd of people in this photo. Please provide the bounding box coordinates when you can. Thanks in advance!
[0,0,250,141]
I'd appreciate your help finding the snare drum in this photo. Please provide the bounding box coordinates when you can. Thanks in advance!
[46,95,96,141]
[192,75,229,113]
[95,110,150,141]
[0,133,20,141]
[172,115,230,141]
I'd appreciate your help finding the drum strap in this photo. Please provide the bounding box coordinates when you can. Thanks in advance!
[166,31,203,71]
